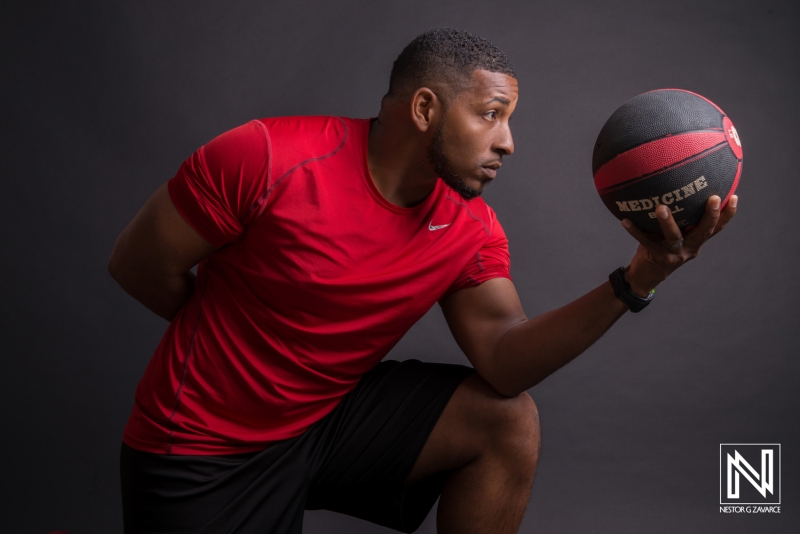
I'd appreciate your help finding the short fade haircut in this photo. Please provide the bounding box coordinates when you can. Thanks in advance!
[386,28,516,101]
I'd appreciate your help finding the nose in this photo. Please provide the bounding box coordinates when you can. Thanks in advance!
[495,123,514,156]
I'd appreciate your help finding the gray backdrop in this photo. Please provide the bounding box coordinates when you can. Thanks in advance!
[2,0,798,532]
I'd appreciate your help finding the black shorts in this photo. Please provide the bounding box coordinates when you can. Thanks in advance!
[120,359,474,534]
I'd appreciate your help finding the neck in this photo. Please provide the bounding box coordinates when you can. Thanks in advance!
[367,112,439,208]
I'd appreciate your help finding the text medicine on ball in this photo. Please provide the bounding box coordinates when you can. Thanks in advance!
[615,175,709,218]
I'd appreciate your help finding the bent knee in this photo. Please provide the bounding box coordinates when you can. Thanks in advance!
[501,391,540,446]
[487,391,541,479]
[457,375,541,454]
[478,389,540,451]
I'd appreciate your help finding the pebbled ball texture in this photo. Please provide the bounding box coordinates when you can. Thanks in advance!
[592,89,742,234]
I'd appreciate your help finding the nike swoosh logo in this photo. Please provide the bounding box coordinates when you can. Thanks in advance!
[429,222,452,231]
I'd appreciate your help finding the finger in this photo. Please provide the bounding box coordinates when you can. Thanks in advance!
[711,195,738,236]
[620,218,656,249]
[654,204,684,248]
[685,195,722,248]
[622,219,668,256]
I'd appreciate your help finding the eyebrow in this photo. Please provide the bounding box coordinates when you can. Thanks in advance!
[485,96,511,106]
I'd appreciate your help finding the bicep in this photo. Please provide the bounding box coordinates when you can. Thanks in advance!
[109,182,217,277]
[440,277,527,377]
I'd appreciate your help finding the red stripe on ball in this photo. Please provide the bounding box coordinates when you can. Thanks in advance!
[593,131,726,190]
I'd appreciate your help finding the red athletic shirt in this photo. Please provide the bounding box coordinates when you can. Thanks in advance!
[123,116,512,455]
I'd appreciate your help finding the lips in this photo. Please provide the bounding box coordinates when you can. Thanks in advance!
[481,162,501,179]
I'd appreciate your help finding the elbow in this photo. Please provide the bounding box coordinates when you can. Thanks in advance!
[477,364,530,398]
[107,254,119,281]
[107,246,122,282]
[107,235,129,284]
[480,322,532,398]
[488,376,528,398]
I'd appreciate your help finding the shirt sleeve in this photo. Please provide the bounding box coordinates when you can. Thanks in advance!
[167,120,272,247]
[442,211,512,298]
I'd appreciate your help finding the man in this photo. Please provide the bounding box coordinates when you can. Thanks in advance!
[109,28,736,533]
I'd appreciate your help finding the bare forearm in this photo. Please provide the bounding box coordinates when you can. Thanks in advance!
[488,281,628,395]
[453,198,737,398]
[108,263,195,321]
[108,215,197,322]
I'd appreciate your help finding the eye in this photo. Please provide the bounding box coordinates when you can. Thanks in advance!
[485,110,497,120]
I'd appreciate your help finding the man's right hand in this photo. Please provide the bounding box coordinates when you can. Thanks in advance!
[107,183,218,321]
[621,194,738,297]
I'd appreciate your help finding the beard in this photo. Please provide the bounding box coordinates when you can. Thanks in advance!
[427,119,484,201]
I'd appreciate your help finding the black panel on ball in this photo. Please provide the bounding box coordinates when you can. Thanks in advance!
[599,145,739,234]
[592,90,725,174]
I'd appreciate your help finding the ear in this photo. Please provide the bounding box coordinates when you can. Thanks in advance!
[410,88,442,133]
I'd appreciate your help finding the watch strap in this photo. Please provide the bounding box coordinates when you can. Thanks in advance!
[609,267,654,313]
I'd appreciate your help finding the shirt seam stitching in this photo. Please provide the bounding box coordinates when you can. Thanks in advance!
[245,117,349,222]
[444,194,491,236]
[166,256,213,454]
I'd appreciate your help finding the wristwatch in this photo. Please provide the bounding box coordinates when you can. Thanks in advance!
[609,267,655,313]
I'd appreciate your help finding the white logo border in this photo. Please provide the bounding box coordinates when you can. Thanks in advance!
[719,443,781,505]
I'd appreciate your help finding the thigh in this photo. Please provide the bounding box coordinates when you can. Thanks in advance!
[406,373,539,484]
[306,359,474,532]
